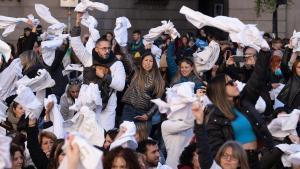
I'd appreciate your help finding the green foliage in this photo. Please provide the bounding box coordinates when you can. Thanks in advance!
[255,0,291,16]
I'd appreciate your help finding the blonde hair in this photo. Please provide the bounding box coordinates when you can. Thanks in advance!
[19,50,41,71]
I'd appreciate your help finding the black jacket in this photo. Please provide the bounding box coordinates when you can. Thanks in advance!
[17,32,37,56]
[205,50,274,157]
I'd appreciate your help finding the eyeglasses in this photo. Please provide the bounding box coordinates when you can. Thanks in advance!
[99,47,111,51]
[225,79,235,86]
[221,153,238,161]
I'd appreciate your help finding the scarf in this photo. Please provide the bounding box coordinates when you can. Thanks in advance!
[92,49,117,67]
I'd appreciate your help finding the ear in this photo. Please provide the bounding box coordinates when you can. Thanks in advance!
[95,47,99,53]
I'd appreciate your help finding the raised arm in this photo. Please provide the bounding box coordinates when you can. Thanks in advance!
[166,41,179,81]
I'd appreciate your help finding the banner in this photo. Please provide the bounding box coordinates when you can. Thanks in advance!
[60,0,79,7]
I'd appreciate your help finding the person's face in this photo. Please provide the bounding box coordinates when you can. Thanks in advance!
[58,152,65,164]
[132,33,141,41]
[225,76,240,100]
[142,55,154,71]
[41,137,54,158]
[272,42,283,50]
[220,147,239,169]
[192,152,200,169]
[182,37,188,45]
[69,85,80,99]
[145,144,160,167]
[106,33,113,41]
[13,104,25,118]
[12,151,23,169]
[95,41,111,59]
[244,48,256,58]
[103,135,113,150]
[180,62,193,77]
[296,62,300,76]
[112,157,128,169]
[24,30,30,37]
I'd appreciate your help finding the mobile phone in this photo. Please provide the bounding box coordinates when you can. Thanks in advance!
[232,55,246,62]
[225,50,231,60]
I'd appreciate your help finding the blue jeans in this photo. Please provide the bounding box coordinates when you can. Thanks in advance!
[121,104,152,135]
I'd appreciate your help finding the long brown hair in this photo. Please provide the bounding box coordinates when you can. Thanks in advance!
[132,53,165,97]
[270,55,281,73]
[215,141,250,169]
[48,139,64,169]
[206,74,235,120]
[292,59,300,76]
[172,58,201,84]
[19,50,41,71]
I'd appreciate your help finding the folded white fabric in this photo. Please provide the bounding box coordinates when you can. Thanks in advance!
[193,40,220,73]
[62,64,84,76]
[0,58,23,101]
[179,6,269,51]
[143,20,180,45]
[81,12,100,55]
[69,83,102,112]
[14,85,43,119]
[290,30,300,52]
[268,109,300,138]
[0,14,39,37]
[0,101,8,123]
[41,38,64,66]
[152,82,197,121]
[44,94,64,138]
[114,16,131,47]
[16,69,55,92]
[75,0,109,12]
[35,4,61,25]
[276,144,300,167]
[0,39,11,62]
[0,135,12,169]
[64,106,105,147]
[58,132,103,169]
[109,121,137,150]
[235,80,266,113]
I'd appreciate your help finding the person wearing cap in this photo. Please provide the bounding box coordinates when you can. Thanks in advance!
[16,21,38,57]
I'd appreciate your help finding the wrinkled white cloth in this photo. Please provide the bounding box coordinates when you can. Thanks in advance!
[179,6,269,51]
[58,132,103,169]
[16,69,55,92]
[0,40,11,62]
[62,64,83,76]
[0,58,23,101]
[35,4,61,25]
[0,14,39,37]
[0,135,12,169]
[64,106,105,147]
[291,30,300,52]
[269,83,285,100]
[69,83,102,112]
[41,38,64,66]
[75,0,108,12]
[0,101,7,123]
[156,162,173,169]
[235,80,266,113]
[152,82,197,120]
[14,85,43,119]
[114,16,131,47]
[276,144,300,167]
[98,91,117,131]
[151,44,162,68]
[110,121,137,150]
[193,40,220,73]
[81,12,100,55]
[143,20,180,45]
[268,109,300,138]
[43,94,64,138]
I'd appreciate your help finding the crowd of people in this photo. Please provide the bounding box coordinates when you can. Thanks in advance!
[0,1,300,169]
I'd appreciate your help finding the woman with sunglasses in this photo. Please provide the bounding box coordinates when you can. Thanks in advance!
[203,49,283,169]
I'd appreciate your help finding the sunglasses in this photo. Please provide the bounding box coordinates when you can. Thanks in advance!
[69,79,81,85]
[225,79,235,86]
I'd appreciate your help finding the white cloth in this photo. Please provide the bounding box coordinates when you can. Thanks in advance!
[41,38,64,66]
[179,6,269,51]
[235,80,266,113]
[14,85,43,119]
[58,132,103,169]
[75,0,108,12]
[291,30,300,52]
[64,106,105,147]
[0,101,8,123]
[114,16,131,47]
[151,44,162,68]
[0,14,39,37]
[98,91,117,131]
[43,94,64,138]
[0,40,11,62]
[268,109,300,138]
[35,4,61,25]
[109,121,137,150]
[156,162,173,169]
[0,135,12,169]
[276,144,300,167]
[81,12,100,55]
[62,64,83,76]
[143,20,180,45]
[16,69,55,92]
[0,58,23,101]
[193,40,220,73]
[69,83,102,112]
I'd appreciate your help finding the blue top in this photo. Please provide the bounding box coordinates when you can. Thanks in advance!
[231,108,257,144]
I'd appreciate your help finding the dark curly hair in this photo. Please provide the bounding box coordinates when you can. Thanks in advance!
[103,147,140,169]
[179,143,197,168]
